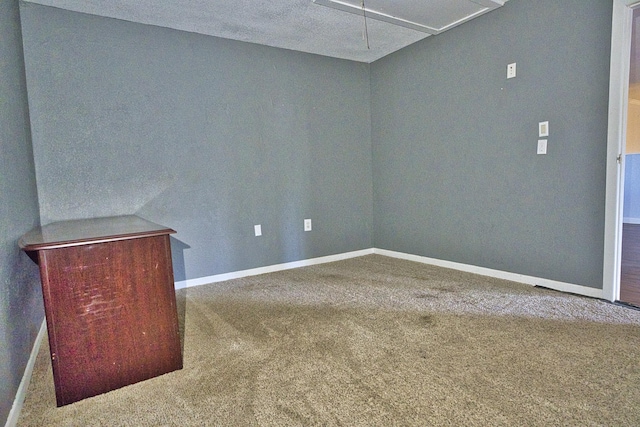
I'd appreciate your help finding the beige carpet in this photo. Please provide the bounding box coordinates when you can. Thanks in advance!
[17,255,640,426]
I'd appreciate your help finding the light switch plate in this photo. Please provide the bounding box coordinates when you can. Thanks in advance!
[537,139,547,155]
[539,121,549,137]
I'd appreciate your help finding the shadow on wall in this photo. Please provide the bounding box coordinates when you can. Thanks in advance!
[2,250,43,422]
[169,236,189,283]
[169,237,189,358]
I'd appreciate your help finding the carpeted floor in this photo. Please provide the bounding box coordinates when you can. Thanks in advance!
[17,255,640,426]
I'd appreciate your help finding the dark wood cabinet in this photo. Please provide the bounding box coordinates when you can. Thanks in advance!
[20,215,183,406]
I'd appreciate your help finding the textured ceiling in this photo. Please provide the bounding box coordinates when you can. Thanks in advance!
[23,0,507,63]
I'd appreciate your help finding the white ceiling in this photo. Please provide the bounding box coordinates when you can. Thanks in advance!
[24,0,508,63]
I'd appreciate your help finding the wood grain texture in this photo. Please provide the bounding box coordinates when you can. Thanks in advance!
[620,223,640,307]
[37,234,182,406]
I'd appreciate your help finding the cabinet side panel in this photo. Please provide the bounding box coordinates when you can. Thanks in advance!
[40,235,182,405]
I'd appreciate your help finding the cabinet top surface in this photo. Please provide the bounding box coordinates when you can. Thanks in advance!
[19,215,175,251]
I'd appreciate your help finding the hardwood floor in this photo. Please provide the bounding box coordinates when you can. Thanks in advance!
[621,223,640,307]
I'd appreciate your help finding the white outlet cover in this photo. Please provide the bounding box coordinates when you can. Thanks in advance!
[304,219,312,231]
[537,139,547,155]
[507,63,516,79]
[254,224,262,236]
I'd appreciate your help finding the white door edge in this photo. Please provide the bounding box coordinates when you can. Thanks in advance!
[603,0,638,302]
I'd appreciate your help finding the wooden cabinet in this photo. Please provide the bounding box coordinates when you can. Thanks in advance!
[20,215,183,406]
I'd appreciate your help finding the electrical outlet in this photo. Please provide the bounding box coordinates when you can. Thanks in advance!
[304,219,312,232]
[254,224,262,236]
[507,63,516,79]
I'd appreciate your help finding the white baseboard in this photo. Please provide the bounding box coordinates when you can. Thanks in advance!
[174,247,603,300]
[373,248,604,299]
[5,319,47,427]
[174,248,375,289]
[623,217,640,224]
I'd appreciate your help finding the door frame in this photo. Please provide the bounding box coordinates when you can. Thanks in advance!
[603,0,639,302]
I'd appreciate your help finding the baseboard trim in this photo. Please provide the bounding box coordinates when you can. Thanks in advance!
[174,248,375,289]
[5,319,47,427]
[623,217,640,224]
[373,248,604,299]
[174,247,603,299]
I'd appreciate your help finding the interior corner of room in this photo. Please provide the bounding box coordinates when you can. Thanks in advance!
[3,0,640,425]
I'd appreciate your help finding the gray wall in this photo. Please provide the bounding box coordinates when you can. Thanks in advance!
[19,4,373,281]
[371,0,612,288]
[0,0,44,424]
[15,0,616,290]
